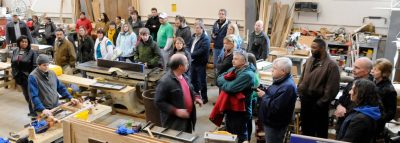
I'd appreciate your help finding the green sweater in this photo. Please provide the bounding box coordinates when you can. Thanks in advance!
[134,37,161,68]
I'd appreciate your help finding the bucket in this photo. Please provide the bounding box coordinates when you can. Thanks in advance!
[142,89,161,126]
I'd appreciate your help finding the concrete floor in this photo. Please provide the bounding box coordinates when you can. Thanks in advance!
[0,84,258,142]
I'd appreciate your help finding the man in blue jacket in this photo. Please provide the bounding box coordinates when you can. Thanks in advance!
[189,23,210,104]
[217,50,255,142]
[212,9,230,69]
[28,54,79,116]
[257,57,297,143]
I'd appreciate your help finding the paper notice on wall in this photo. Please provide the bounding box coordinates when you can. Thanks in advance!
[172,4,177,12]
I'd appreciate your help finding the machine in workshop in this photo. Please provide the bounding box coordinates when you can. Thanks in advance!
[75,60,164,116]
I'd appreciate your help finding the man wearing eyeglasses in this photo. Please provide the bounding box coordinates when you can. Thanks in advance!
[134,28,162,68]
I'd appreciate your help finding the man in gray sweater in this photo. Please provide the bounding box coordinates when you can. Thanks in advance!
[28,54,79,116]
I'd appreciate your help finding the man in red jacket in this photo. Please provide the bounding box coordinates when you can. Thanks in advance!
[75,12,93,34]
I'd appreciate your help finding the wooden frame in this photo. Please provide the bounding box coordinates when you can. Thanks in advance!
[63,118,168,143]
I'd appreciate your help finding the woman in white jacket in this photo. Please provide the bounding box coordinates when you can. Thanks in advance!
[116,23,137,61]
[94,29,114,60]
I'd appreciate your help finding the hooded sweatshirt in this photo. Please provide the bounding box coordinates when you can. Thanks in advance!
[175,24,192,47]
[337,105,381,143]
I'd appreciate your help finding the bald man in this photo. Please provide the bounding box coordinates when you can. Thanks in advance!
[335,57,374,134]
[247,20,270,60]
[155,53,203,133]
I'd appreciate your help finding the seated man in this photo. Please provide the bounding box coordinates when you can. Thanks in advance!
[29,54,79,116]
[134,28,162,68]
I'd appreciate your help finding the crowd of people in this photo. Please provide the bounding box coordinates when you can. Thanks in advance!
[5,6,398,143]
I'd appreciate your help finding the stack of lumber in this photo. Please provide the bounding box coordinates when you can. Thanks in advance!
[270,2,294,48]
[258,0,295,48]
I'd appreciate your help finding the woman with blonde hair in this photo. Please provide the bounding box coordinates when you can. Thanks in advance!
[227,23,242,50]
[116,23,137,61]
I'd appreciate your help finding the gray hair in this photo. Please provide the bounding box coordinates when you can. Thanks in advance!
[357,57,373,71]
[273,57,292,74]
[233,50,248,64]
[219,9,227,16]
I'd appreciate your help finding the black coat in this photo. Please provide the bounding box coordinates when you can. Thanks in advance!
[336,75,374,131]
[247,31,270,60]
[337,110,378,143]
[189,32,210,66]
[154,71,197,133]
[376,78,397,134]
[6,21,32,44]
[145,16,161,39]
[216,52,233,76]
[376,78,397,122]
[77,36,95,63]
[175,26,192,48]
[128,17,143,36]
[11,47,37,85]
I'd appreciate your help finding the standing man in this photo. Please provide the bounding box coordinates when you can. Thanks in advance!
[6,14,32,44]
[212,9,230,67]
[75,12,93,36]
[28,54,79,116]
[298,38,340,138]
[157,12,174,69]
[247,20,270,60]
[335,57,373,133]
[189,23,210,104]
[217,50,255,142]
[257,57,297,143]
[155,53,203,133]
[175,15,192,48]
[145,8,161,40]
[53,28,76,75]
[43,17,57,46]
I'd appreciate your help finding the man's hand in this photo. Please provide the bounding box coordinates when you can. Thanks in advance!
[195,98,203,107]
[175,109,190,119]
[256,88,265,97]
[42,109,53,116]
[70,98,80,106]
[335,104,347,117]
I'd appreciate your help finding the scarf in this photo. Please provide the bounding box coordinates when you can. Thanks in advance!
[108,29,116,44]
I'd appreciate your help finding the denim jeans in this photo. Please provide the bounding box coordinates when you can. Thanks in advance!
[225,111,250,143]
[213,48,223,67]
[264,125,287,143]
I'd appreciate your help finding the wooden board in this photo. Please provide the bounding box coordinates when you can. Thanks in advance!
[11,104,111,143]
[280,17,293,48]
[57,74,135,96]
[63,118,168,143]
[271,4,289,47]
[298,36,316,48]
[118,0,133,21]
[84,0,94,21]
[92,0,101,21]
[104,0,118,22]
[264,5,272,35]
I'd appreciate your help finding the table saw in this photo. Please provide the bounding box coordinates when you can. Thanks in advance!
[76,61,165,115]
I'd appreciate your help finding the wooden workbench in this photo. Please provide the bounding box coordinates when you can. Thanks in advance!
[10,103,112,143]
